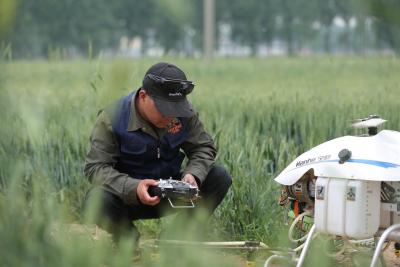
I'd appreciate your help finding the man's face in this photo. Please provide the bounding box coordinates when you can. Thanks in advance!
[138,90,173,128]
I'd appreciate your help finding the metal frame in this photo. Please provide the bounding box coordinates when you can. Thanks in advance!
[167,198,195,208]
[290,223,400,267]
[370,224,400,267]
[296,224,316,267]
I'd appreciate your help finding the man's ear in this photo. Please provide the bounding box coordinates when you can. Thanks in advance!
[138,89,147,100]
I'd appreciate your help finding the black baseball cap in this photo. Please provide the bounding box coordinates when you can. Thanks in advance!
[142,62,195,118]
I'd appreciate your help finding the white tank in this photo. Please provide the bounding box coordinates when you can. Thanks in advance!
[315,177,381,239]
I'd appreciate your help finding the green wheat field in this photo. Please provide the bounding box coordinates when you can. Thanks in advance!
[1,57,399,266]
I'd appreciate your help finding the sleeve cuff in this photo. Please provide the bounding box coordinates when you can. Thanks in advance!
[183,167,206,185]
[122,177,140,205]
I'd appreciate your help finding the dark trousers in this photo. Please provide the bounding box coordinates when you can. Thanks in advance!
[84,165,232,241]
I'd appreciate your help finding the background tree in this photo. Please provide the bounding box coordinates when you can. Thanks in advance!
[3,0,400,58]
[363,0,400,53]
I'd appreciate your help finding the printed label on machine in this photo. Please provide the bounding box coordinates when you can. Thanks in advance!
[347,186,356,201]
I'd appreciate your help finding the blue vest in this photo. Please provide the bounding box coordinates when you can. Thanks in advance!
[109,92,189,180]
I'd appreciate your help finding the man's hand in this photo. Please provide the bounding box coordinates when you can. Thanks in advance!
[137,179,161,206]
[181,173,198,188]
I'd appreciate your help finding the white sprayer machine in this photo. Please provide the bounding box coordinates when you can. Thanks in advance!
[270,115,400,267]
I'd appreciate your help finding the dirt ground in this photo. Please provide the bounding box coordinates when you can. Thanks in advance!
[384,246,400,267]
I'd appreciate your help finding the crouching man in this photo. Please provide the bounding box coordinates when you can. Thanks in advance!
[84,62,232,242]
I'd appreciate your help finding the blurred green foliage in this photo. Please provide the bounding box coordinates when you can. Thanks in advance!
[2,0,400,58]
[362,0,400,53]
[0,57,399,265]
[0,0,17,39]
